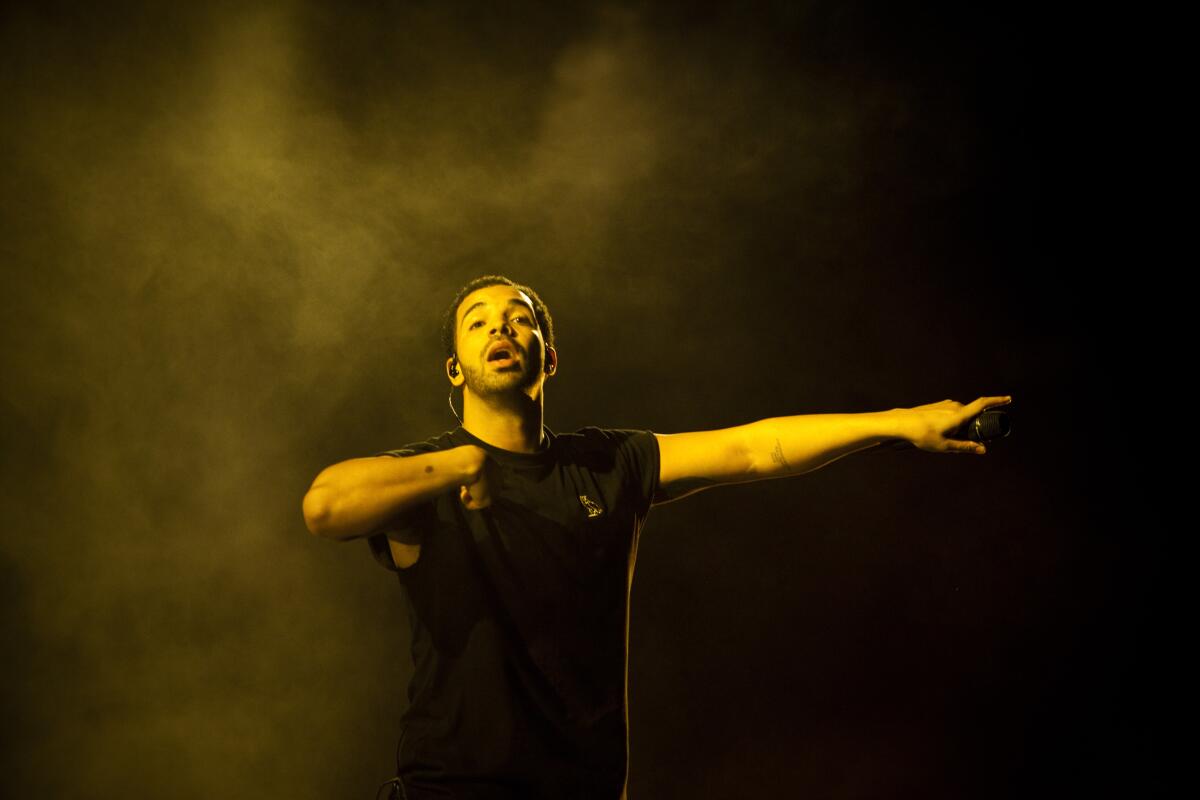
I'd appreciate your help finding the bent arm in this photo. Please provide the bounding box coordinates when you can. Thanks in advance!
[654,396,1011,504]
[302,445,485,541]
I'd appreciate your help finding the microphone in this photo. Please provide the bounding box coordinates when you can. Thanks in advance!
[874,409,1012,452]
[957,409,1011,442]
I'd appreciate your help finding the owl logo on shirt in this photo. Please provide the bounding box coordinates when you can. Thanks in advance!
[578,494,604,518]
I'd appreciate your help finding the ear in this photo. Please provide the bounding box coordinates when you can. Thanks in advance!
[446,355,465,387]
[544,345,558,376]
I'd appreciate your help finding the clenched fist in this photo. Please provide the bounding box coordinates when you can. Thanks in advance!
[458,445,506,509]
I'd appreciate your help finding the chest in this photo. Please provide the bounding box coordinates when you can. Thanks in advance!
[490,466,629,564]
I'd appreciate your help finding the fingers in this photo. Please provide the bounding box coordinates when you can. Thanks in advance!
[949,439,987,455]
[459,452,498,510]
[950,395,1009,453]
[459,484,491,510]
[927,436,986,455]
[916,434,987,455]
[962,394,1013,417]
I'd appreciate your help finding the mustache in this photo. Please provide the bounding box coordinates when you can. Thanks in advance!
[483,338,522,358]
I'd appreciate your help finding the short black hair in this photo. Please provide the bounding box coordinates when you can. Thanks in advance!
[441,275,555,361]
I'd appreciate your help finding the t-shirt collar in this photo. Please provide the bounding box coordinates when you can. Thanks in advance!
[451,424,556,466]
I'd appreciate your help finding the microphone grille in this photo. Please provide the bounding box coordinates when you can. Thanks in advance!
[969,410,1012,442]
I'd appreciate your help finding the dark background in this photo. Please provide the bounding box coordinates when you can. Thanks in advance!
[1,1,1146,798]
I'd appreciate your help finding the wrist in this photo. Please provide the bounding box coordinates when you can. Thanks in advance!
[875,408,916,442]
[451,445,488,483]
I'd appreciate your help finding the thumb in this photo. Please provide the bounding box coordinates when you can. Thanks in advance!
[459,483,490,509]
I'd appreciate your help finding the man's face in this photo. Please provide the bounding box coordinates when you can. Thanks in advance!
[453,284,549,397]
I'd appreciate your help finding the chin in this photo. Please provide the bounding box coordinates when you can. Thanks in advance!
[470,374,531,396]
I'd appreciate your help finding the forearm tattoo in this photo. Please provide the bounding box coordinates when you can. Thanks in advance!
[771,439,791,471]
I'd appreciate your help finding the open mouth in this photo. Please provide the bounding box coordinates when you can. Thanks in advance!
[487,344,518,365]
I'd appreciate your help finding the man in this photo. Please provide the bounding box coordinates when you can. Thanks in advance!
[302,275,1011,800]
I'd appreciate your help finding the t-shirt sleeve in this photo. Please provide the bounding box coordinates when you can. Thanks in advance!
[365,443,439,573]
[584,427,660,519]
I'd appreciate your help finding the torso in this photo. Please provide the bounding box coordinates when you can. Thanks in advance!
[375,425,658,797]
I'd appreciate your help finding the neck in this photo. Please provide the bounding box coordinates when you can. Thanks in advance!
[461,387,545,453]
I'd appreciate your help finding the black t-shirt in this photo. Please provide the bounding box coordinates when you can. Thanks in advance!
[367,424,660,800]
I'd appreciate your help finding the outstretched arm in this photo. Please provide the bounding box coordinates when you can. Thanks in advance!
[652,395,1011,504]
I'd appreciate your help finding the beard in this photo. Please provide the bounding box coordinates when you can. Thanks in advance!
[461,342,544,398]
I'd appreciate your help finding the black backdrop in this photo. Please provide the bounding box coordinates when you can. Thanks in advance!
[1,2,1144,798]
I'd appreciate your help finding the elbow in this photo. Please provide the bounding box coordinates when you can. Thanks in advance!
[735,424,764,479]
[302,485,333,537]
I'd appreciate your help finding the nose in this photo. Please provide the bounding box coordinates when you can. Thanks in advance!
[491,319,515,337]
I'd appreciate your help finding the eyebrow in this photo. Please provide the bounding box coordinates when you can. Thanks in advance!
[460,298,535,330]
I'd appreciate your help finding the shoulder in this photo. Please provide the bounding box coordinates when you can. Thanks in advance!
[564,427,660,513]
[553,426,647,455]
[571,426,657,447]
[374,430,458,458]
[562,426,660,472]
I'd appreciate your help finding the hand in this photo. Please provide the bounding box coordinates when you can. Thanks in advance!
[902,395,1012,455]
[458,446,503,510]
